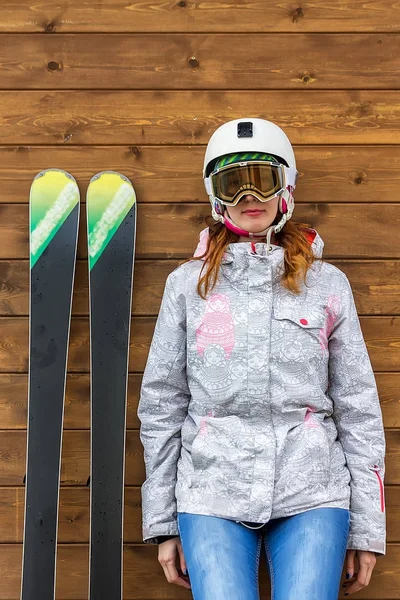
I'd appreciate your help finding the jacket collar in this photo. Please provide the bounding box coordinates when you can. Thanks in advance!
[193,226,325,263]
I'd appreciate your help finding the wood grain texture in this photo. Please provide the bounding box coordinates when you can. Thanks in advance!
[0,429,400,487]
[0,146,399,205]
[0,0,398,594]
[0,430,142,487]
[1,258,400,317]
[0,544,399,599]
[0,543,193,599]
[1,203,400,260]
[0,485,399,544]
[0,34,399,89]
[1,315,400,374]
[0,372,398,430]
[0,0,399,33]
[0,91,399,144]
[0,316,151,373]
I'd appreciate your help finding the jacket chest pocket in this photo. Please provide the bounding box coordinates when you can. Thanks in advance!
[272,305,326,360]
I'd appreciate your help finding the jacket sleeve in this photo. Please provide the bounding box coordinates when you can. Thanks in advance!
[328,273,386,555]
[137,271,190,543]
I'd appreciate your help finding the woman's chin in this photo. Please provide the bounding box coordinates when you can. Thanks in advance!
[238,218,272,232]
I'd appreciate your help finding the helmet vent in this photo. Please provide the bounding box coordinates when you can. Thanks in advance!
[237,122,253,138]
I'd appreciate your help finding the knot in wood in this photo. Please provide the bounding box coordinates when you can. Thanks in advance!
[130,146,141,156]
[291,7,304,22]
[47,61,60,72]
[188,56,199,68]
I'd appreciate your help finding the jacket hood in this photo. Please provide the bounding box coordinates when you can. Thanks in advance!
[193,226,325,263]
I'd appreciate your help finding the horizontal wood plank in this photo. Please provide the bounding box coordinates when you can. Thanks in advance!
[0,316,152,373]
[0,430,143,486]
[1,0,399,33]
[1,203,400,260]
[0,486,136,543]
[0,145,399,205]
[0,315,400,374]
[1,429,400,487]
[0,543,398,599]
[1,259,400,317]
[0,91,399,144]
[0,485,399,544]
[0,260,174,316]
[0,543,190,599]
[1,34,399,89]
[0,372,398,430]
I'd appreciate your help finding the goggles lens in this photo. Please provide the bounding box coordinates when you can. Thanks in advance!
[210,161,285,206]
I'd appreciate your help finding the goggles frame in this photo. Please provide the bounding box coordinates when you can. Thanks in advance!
[206,160,297,207]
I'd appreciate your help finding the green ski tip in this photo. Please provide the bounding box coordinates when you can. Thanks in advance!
[87,171,136,271]
[30,169,80,269]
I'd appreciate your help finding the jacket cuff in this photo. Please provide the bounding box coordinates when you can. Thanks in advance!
[143,523,180,544]
[144,535,180,545]
[347,534,386,555]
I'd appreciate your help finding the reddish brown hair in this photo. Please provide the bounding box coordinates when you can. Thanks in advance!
[181,213,320,299]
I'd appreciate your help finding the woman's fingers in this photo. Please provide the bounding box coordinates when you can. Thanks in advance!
[345,549,356,578]
[176,539,188,575]
[342,550,376,595]
[158,539,191,589]
[164,560,191,589]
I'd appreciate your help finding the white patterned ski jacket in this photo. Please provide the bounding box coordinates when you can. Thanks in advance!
[138,227,386,554]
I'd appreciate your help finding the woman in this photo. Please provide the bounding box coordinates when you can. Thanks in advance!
[137,118,386,599]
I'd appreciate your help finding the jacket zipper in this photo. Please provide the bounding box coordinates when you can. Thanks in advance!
[370,465,385,512]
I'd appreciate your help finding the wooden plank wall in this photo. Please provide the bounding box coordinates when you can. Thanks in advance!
[0,1,399,598]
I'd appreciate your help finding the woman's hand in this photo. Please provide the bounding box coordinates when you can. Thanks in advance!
[158,537,191,589]
[342,550,377,595]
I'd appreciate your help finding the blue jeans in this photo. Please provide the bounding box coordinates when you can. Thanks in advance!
[177,507,350,600]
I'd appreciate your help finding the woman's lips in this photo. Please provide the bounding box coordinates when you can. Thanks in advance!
[243,210,264,216]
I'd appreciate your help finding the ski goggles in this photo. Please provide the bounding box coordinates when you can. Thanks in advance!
[205,161,298,207]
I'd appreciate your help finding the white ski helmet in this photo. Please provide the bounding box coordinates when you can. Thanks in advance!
[203,118,298,249]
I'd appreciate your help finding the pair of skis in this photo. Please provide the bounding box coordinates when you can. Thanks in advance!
[21,169,137,600]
